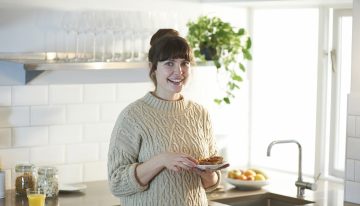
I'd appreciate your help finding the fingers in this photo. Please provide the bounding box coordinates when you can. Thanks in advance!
[178,156,197,167]
[163,153,198,172]
[184,155,198,164]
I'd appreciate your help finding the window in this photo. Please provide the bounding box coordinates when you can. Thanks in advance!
[249,8,319,175]
[328,9,352,178]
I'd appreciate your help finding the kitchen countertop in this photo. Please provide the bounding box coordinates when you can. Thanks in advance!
[208,170,360,206]
[0,181,120,206]
[1,171,360,206]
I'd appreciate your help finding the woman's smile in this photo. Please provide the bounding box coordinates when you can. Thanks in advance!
[167,78,184,85]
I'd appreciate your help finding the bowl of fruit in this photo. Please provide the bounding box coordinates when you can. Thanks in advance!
[226,168,269,190]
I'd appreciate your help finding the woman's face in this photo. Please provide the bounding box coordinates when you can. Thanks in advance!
[154,58,190,100]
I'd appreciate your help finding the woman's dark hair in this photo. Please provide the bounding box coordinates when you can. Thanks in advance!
[150,29,179,46]
[148,29,194,86]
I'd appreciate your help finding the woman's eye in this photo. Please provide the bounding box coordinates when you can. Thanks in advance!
[182,62,190,67]
[165,62,174,66]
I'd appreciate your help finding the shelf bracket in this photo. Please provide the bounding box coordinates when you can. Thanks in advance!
[25,69,45,84]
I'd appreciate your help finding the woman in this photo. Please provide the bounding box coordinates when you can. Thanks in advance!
[108,29,221,206]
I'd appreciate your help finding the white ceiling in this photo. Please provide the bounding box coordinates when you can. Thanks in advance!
[0,0,200,10]
[0,0,352,10]
[201,0,352,7]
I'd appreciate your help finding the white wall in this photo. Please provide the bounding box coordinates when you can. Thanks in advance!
[345,0,360,204]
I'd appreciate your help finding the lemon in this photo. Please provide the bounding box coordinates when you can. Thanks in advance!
[254,174,266,181]
[243,169,256,177]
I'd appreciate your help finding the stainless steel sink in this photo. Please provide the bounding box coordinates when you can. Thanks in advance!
[212,193,314,206]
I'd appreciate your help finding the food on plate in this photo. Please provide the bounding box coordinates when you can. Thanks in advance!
[227,168,268,181]
[197,156,223,165]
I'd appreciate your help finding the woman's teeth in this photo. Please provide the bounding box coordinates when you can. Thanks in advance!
[168,79,182,85]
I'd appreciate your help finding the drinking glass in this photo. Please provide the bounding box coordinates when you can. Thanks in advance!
[61,11,78,61]
[26,189,46,206]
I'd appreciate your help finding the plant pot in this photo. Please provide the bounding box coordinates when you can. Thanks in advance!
[200,46,217,60]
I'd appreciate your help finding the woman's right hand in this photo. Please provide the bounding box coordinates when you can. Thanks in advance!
[135,152,198,186]
[157,152,198,172]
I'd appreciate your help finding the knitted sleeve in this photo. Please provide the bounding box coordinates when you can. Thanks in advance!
[107,108,148,197]
[203,109,222,192]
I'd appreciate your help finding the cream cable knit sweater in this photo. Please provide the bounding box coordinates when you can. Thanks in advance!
[108,92,220,206]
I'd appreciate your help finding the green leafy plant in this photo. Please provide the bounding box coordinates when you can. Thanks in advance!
[186,16,252,104]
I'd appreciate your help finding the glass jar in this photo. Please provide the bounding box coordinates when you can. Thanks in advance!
[37,166,59,197]
[15,163,37,196]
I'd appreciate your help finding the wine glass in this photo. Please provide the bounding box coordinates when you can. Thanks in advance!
[36,10,62,61]
[78,11,95,61]
[61,11,79,61]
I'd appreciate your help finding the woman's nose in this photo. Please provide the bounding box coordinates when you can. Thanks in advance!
[174,63,183,74]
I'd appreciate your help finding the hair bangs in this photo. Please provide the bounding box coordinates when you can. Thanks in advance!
[158,38,192,62]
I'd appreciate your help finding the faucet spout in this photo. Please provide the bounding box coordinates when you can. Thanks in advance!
[267,139,316,197]
[266,140,302,181]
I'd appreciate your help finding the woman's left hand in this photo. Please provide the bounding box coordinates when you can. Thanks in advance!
[191,168,218,189]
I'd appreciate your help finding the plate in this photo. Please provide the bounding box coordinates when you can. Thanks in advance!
[196,163,229,170]
[59,183,87,192]
[225,177,269,190]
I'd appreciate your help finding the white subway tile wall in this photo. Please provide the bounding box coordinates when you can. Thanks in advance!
[0,148,30,169]
[0,107,30,127]
[345,93,360,204]
[355,161,360,183]
[0,86,11,106]
[13,126,48,147]
[83,161,107,182]
[0,83,151,189]
[347,116,356,137]
[30,105,66,125]
[0,128,11,148]
[356,117,360,137]
[30,145,66,165]
[12,86,48,106]
[99,142,109,161]
[116,83,153,101]
[83,123,113,142]
[83,84,116,103]
[100,102,128,121]
[57,164,83,184]
[66,143,99,163]
[346,159,355,181]
[66,104,100,123]
[49,125,82,144]
[49,85,83,104]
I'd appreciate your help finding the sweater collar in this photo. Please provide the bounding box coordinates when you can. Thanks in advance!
[142,92,188,113]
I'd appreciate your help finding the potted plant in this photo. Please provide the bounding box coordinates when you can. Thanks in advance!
[186,15,252,104]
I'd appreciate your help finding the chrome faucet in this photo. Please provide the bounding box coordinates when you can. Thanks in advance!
[267,140,317,197]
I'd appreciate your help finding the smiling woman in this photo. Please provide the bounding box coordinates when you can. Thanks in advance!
[107,29,225,206]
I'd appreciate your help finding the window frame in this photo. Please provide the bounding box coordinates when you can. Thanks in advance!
[328,9,352,179]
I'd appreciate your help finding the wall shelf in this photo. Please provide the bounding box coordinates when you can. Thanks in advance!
[0,52,149,84]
